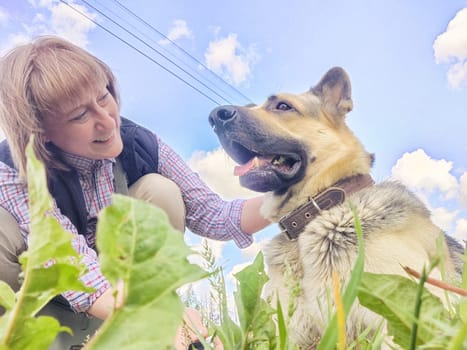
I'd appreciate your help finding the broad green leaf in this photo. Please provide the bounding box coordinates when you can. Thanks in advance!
[7,316,68,350]
[446,322,467,350]
[214,315,242,350]
[233,252,276,349]
[358,272,448,349]
[0,138,91,350]
[460,300,467,324]
[0,281,15,312]
[86,194,207,350]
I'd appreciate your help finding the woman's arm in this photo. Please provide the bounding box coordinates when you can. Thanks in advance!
[240,195,270,234]
[156,137,271,247]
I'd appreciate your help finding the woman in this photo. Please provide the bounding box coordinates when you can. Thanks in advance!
[0,36,269,349]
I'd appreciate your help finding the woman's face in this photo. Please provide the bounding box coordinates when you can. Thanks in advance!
[43,86,123,160]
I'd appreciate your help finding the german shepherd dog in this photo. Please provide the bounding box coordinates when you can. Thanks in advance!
[209,67,464,348]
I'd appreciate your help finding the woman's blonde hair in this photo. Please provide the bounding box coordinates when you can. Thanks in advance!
[0,35,120,180]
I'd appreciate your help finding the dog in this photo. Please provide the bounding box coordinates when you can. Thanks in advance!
[208,67,464,348]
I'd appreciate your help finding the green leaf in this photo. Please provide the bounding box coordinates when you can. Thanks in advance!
[358,272,448,349]
[276,296,288,350]
[446,321,467,350]
[214,315,242,350]
[0,281,15,312]
[460,300,467,324]
[233,252,276,349]
[86,194,207,349]
[7,316,69,350]
[0,137,92,349]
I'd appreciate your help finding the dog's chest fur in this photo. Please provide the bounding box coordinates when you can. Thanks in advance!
[263,181,444,347]
[265,180,428,276]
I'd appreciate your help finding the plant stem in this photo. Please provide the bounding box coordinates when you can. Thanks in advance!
[404,266,467,296]
[409,267,428,350]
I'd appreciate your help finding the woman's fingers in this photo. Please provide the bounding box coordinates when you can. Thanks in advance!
[173,308,207,349]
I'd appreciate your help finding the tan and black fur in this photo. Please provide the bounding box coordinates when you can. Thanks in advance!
[209,67,464,348]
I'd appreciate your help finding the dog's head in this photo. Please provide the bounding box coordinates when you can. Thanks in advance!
[209,67,373,203]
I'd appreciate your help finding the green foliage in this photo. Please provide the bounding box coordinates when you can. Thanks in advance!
[0,138,92,350]
[85,194,207,349]
[359,273,449,348]
[0,138,207,350]
[210,253,277,350]
[0,139,466,349]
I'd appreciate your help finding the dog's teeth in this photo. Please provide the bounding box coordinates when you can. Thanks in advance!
[272,156,285,165]
[253,157,260,168]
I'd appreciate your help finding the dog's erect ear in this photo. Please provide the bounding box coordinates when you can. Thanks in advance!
[311,67,353,119]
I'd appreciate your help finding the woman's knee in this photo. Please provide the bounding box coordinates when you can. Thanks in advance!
[128,174,186,233]
[0,207,26,291]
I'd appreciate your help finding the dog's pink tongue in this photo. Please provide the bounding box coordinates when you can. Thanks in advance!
[234,157,268,176]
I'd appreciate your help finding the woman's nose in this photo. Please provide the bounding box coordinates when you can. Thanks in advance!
[94,105,115,129]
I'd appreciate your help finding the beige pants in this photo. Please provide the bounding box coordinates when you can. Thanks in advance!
[0,174,186,349]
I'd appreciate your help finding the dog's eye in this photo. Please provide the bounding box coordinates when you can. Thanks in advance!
[276,102,292,111]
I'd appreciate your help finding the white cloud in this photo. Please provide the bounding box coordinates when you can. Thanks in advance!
[190,238,227,263]
[240,239,269,260]
[430,207,458,232]
[390,149,467,237]
[28,0,56,7]
[0,6,9,26]
[188,148,258,199]
[1,0,97,54]
[0,33,32,55]
[453,218,467,242]
[460,173,467,207]
[446,61,467,88]
[204,33,259,85]
[228,262,252,283]
[433,8,467,88]
[159,19,193,45]
[391,149,458,199]
[434,8,467,63]
[48,2,97,47]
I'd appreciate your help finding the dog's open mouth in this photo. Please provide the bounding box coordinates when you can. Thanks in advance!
[226,140,305,193]
[234,154,301,177]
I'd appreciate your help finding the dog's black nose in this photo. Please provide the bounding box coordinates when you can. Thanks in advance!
[209,105,238,131]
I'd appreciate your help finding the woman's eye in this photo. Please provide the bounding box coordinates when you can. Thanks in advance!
[276,102,292,111]
[70,110,88,123]
[98,92,110,106]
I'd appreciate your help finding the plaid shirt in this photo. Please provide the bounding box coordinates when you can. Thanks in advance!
[0,134,251,312]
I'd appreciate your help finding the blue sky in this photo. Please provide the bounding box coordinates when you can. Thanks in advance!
[1,1,467,290]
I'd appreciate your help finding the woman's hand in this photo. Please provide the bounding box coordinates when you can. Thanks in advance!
[173,307,223,350]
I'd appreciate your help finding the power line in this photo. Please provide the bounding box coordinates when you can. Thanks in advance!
[109,0,253,104]
[59,0,223,105]
[83,0,237,103]
[86,0,252,105]
[77,0,235,105]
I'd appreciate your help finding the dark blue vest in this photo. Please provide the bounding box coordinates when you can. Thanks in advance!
[0,117,159,235]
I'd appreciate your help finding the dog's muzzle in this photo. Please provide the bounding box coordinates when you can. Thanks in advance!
[208,105,238,133]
